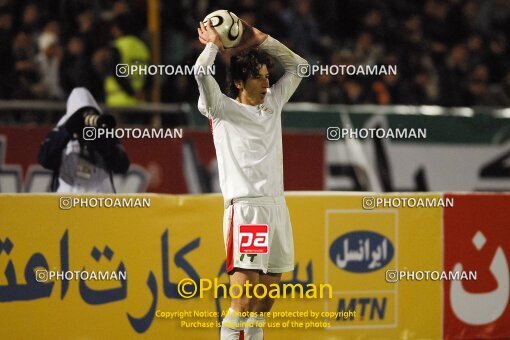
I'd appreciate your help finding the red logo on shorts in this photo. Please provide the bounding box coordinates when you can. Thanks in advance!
[239,225,269,254]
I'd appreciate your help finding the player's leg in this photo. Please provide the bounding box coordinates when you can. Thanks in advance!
[220,269,260,340]
[243,272,282,340]
[222,200,274,339]
[244,202,292,339]
[230,268,260,312]
[254,272,282,312]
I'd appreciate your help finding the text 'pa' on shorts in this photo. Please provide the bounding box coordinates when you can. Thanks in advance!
[223,196,294,274]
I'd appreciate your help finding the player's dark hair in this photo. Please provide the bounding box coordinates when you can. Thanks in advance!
[228,49,273,98]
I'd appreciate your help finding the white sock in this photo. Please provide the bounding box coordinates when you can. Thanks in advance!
[221,308,246,340]
[244,315,265,340]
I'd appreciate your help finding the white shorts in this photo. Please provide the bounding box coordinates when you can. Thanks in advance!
[223,196,294,274]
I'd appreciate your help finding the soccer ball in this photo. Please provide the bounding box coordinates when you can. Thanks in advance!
[203,10,244,48]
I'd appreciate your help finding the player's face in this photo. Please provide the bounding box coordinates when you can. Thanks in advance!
[243,64,270,105]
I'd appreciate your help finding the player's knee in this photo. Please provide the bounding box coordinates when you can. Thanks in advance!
[232,296,253,313]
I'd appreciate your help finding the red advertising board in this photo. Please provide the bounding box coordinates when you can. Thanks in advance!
[0,126,324,193]
[443,194,510,339]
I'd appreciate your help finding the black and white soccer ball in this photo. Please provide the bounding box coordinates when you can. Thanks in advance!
[203,10,244,48]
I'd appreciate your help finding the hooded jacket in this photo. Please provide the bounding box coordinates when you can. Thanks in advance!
[38,87,130,193]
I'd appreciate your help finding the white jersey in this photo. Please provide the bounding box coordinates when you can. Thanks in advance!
[195,36,307,206]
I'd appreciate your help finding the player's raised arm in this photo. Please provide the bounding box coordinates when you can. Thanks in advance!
[260,34,308,104]
[235,21,308,105]
[194,21,225,118]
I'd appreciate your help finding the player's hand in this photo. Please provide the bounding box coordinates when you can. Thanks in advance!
[197,21,225,52]
[230,20,268,55]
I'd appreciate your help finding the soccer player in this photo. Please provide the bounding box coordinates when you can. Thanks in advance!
[195,19,308,340]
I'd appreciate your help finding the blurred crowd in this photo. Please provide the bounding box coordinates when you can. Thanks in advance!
[0,0,147,104]
[1,0,509,109]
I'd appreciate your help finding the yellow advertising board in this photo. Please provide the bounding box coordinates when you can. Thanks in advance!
[0,193,442,339]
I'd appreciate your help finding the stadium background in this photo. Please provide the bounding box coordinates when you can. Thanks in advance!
[0,0,509,339]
